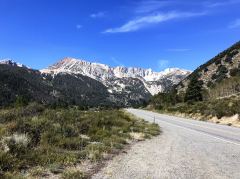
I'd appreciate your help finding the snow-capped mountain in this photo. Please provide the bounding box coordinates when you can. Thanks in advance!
[41,57,191,95]
[0,59,28,68]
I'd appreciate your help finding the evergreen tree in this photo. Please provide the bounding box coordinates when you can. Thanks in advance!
[184,73,203,103]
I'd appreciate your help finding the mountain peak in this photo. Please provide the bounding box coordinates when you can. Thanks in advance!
[161,68,191,75]
[0,59,27,68]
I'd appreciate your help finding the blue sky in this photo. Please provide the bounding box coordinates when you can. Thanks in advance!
[0,0,239,71]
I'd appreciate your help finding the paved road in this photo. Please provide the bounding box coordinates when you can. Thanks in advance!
[93,109,240,179]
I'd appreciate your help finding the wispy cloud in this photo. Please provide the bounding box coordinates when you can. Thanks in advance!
[229,19,240,28]
[111,57,124,66]
[104,11,205,33]
[158,60,169,70]
[206,0,240,7]
[135,0,173,14]
[90,12,105,18]
[76,24,82,29]
[166,48,191,52]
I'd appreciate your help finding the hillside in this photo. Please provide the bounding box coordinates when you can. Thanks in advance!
[176,41,240,101]
[0,63,55,106]
[0,61,114,107]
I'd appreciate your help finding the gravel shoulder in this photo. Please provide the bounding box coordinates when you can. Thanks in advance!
[92,109,240,179]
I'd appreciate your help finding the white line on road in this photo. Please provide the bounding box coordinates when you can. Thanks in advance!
[138,110,240,136]
[155,117,240,147]
[130,110,240,146]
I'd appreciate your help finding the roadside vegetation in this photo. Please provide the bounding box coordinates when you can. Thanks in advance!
[153,97,240,118]
[149,74,240,126]
[0,103,160,178]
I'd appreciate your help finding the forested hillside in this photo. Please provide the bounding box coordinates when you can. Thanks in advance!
[0,63,148,108]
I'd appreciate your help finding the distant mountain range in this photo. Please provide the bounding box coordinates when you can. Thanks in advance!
[0,58,190,107]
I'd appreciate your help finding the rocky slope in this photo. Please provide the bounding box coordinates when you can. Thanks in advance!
[176,41,240,100]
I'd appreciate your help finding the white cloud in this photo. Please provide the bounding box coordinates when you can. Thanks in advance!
[90,12,105,18]
[229,19,240,28]
[158,60,169,70]
[166,48,191,52]
[76,24,82,29]
[103,11,205,33]
[135,1,172,14]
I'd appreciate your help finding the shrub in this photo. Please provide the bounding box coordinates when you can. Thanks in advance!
[217,65,228,74]
[230,68,240,77]
[59,137,89,150]
[225,57,232,63]
[211,74,217,80]
[62,170,86,179]
[85,143,107,162]
[1,172,25,179]
[207,81,214,88]
[215,60,221,65]
[0,151,18,172]
[211,65,228,83]
[2,134,30,159]
[29,166,46,177]
[14,96,28,108]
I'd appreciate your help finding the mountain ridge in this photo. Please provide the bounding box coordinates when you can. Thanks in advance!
[41,57,191,95]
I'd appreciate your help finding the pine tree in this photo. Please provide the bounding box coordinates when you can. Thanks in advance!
[184,73,203,103]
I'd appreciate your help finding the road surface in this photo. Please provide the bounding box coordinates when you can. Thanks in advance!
[92,109,240,179]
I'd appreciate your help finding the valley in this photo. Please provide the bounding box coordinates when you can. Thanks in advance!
[1,41,240,178]
[1,0,240,178]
